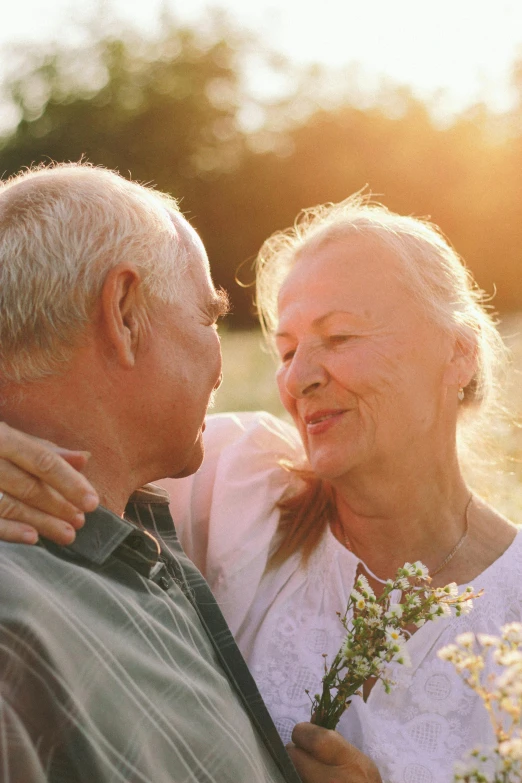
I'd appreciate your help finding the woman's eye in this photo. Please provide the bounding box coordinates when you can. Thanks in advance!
[328,334,351,344]
[281,350,295,363]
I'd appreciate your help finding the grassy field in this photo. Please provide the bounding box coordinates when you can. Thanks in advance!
[214,321,522,525]
[213,328,285,418]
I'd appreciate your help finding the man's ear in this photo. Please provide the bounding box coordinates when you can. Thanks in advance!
[443,327,479,390]
[99,264,146,369]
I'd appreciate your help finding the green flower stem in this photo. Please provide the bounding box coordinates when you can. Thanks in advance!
[309,566,478,732]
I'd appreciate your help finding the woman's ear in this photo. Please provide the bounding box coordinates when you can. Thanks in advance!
[99,264,145,369]
[443,327,479,390]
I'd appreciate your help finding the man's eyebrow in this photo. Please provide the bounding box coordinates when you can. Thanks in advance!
[208,288,231,320]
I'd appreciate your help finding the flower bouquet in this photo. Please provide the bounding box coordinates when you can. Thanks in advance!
[438,624,522,782]
[309,562,480,730]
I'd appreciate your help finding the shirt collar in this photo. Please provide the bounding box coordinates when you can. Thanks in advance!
[41,483,170,578]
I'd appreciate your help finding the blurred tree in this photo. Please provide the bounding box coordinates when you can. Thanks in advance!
[1,9,522,323]
[0,9,283,324]
[0,11,251,193]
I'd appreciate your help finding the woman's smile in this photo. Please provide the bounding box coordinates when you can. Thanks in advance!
[304,408,349,435]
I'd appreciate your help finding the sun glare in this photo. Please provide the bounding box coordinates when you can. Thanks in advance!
[2,0,522,116]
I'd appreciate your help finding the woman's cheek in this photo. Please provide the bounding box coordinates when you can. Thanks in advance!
[276,368,294,413]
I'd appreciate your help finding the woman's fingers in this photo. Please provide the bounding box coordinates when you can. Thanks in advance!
[0,515,39,544]
[0,422,99,513]
[56,450,91,472]
[0,498,77,545]
[0,487,79,544]
[0,459,91,526]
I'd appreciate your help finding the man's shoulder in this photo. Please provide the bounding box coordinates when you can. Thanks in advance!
[0,538,51,570]
[0,540,59,571]
[0,541,116,645]
[0,542,76,612]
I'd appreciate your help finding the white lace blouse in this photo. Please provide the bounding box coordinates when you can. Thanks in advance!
[159,411,522,783]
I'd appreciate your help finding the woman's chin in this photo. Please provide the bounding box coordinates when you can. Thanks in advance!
[308,454,356,482]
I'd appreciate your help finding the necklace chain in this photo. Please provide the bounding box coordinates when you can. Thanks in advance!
[337,495,473,580]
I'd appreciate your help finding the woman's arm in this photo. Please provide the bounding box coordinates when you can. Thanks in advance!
[0,422,98,544]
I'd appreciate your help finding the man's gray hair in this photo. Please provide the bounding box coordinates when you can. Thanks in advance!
[0,163,190,384]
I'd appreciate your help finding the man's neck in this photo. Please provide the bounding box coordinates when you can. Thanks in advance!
[0,379,143,518]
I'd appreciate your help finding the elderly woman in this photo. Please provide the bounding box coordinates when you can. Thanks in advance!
[0,196,520,783]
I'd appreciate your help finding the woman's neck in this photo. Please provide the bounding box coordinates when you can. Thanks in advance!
[330,457,472,581]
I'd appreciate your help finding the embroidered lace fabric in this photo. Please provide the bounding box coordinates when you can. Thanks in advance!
[160,411,522,783]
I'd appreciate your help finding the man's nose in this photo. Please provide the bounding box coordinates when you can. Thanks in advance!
[283,348,327,398]
[214,372,223,391]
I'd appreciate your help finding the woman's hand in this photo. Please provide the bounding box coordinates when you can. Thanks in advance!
[0,422,99,545]
[287,723,382,783]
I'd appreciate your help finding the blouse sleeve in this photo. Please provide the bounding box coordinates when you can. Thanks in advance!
[156,411,305,633]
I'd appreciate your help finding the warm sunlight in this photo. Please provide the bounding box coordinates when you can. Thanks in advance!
[2,0,522,117]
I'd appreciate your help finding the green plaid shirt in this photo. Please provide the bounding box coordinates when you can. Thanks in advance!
[0,483,301,783]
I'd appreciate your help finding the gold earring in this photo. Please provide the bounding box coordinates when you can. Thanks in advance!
[458,387,465,402]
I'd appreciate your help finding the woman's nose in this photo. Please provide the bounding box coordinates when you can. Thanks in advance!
[283,348,327,398]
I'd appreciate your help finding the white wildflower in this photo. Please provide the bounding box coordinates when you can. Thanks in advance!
[311,561,482,732]
[356,574,375,598]
[477,633,500,648]
[402,562,417,577]
[454,656,478,674]
[442,626,522,781]
[437,643,459,662]
[384,603,403,620]
[352,655,372,678]
[496,664,522,690]
[434,583,457,599]
[499,736,522,760]
[341,637,353,659]
[455,632,475,648]
[412,561,429,578]
[393,649,411,667]
[458,598,473,615]
[502,622,522,645]
[445,582,459,598]
[494,649,522,668]
[430,603,451,620]
[385,628,406,646]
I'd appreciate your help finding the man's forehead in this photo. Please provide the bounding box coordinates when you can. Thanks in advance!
[169,211,209,263]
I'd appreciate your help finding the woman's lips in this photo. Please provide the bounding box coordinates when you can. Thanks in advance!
[304,410,347,435]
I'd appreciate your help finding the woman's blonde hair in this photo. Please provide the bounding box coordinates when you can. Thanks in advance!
[255,194,509,566]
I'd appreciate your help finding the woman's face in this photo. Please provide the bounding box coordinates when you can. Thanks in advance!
[275,233,460,481]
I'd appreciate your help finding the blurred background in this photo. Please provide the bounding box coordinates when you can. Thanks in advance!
[2,0,522,518]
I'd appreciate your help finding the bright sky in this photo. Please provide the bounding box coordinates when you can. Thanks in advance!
[1,0,522,118]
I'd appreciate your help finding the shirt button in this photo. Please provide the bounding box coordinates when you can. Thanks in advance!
[159,576,170,590]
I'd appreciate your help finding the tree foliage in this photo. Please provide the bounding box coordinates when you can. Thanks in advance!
[1,11,522,326]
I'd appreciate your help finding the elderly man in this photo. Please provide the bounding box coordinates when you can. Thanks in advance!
[0,164,381,783]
